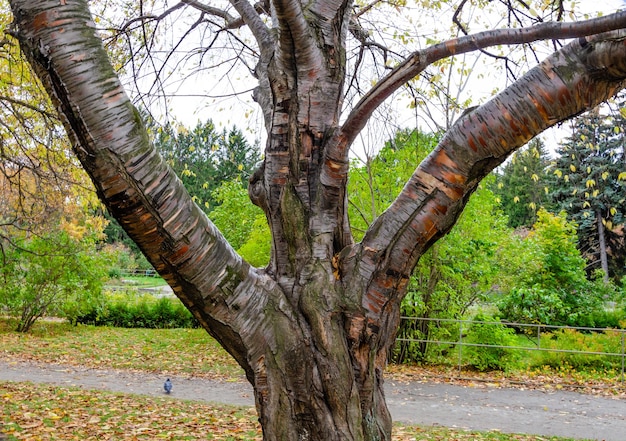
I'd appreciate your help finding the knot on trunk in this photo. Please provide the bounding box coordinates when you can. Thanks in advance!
[248,160,268,212]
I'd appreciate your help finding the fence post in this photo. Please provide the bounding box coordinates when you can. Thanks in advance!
[537,324,541,349]
[622,330,626,383]
[458,320,463,374]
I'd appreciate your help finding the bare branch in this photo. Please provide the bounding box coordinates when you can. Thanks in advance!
[182,0,237,23]
[338,11,626,155]
[0,95,58,120]
[358,32,626,320]
[117,2,186,32]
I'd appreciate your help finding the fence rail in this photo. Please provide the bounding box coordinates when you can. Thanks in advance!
[118,269,158,277]
[395,316,626,381]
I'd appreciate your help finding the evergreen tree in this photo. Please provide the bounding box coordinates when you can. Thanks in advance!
[549,105,626,282]
[155,121,261,213]
[494,138,551,229]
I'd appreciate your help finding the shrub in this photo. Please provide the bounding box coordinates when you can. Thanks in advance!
[534,328,624,370]
[0,230,110,332]
[463,314,521,371]
[66,290,198,329]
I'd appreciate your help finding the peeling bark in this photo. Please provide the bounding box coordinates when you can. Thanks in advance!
[9,0,626,440]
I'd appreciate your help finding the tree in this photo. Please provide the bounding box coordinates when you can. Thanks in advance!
[155,121,261,213]
[0,5,96,249]
[549,106,626,282]
[495,138,552,229]
[497,209,601,327]
[0,219,110,332]
[8,1,626,439]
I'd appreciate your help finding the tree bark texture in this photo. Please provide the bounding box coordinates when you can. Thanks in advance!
[9,1,626,440]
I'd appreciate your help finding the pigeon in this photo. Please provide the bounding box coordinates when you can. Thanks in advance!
[164,378,172,394]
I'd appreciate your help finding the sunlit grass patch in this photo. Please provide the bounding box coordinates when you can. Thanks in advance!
[0,320,243,380]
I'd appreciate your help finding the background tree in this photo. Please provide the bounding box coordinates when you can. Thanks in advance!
[155,121,260,213]
[497,209,603,327]
[0,3,96,250]
[0,218,111,332]
[209,179,271,265]
[9,1,626,440]
[494,138,552,229]
[349,130,512,363]
[549,105,626,282]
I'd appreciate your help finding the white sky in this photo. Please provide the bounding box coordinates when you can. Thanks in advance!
[129,1,626,158]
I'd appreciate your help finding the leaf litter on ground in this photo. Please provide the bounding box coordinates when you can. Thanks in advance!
[1,381,586,441]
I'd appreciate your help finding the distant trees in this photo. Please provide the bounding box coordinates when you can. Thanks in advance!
[156,121,261,213]
[355,129,624,363]
[549,106,626,281]
[497,209,602,327]
[495,103,626,283]
[494,139,551,229]
[102,119,262,266]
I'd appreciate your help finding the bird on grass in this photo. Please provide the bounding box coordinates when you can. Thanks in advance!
[164,378,172,394]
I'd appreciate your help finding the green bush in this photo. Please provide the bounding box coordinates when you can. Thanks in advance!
[0,230,110,333]
[392,317,459,365]
[66,290,198,329]
[463,314,521,371]
[534,328,623,370]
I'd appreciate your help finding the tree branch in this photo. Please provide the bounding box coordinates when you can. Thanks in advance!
[359,30,626,321]
[10,0,291,379]
[334,10,626,162]
[228,0,273,54]
[272,0,324,75]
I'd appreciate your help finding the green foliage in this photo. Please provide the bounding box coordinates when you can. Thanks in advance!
[464,314,521,371]
[348,129,437,240]
[396,178,515,363]
[534,328,625,371]
[155,120,260,213]
[349,129,518,363]
[494,138,552,228]
[237,216,271,267]
[0,229,110,333]
[208,179,271,266]
[66,290,198,329]
[548,104,626,280]
[498,210,605,326]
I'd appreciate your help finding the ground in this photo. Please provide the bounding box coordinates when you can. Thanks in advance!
[1,359,625,440]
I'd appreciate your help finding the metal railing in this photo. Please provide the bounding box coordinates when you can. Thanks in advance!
[395,316,626,381]
[118,268,158,277]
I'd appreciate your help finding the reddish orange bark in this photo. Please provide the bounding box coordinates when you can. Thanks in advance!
[10,1,626,440]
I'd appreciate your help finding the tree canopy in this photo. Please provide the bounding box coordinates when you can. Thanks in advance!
[7,0,626,440]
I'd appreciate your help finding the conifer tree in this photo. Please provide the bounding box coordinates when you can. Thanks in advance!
[495,138,551,229]
[549,104,626,281]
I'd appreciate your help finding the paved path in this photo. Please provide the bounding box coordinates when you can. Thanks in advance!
[1,359,625,440]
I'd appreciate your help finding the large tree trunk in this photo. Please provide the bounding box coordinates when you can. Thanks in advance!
[9,1,626,440]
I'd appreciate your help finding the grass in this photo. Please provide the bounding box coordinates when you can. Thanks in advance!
[0,319,243,380]
[108,275,169,288]
[0,319,616,439]
[0,381,588,441]
[2,318,625,395]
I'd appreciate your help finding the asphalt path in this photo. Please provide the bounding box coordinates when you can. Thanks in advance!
[1,359,625,440]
